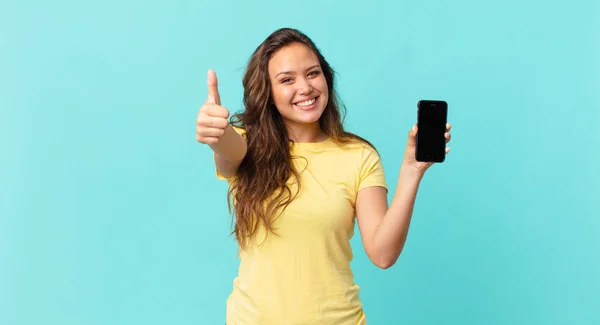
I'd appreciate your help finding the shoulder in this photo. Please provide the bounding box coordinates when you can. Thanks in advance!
[335,136,384,170]
[330,137,384,173]
[334,137,381,160]
[349,140,387,191]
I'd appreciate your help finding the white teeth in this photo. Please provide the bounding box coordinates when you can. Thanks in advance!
[295,98,316,107]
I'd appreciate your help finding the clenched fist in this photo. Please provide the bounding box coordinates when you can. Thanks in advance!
[196,69,230,145]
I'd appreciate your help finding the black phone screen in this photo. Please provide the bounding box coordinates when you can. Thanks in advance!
[416,100,448,162]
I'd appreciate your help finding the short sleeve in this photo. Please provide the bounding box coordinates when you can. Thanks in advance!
[215,126,246,181]
[357,145,388,192]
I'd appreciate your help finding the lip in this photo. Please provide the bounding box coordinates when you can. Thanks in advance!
[293,96,319,110]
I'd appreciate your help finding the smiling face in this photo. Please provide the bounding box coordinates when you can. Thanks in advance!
[267,42,329,139]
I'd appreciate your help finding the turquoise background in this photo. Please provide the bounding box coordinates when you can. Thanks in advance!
[1,0,599,324]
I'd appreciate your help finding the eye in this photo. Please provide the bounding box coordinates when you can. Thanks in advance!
[281,78,292,83]
[308,70,320,77]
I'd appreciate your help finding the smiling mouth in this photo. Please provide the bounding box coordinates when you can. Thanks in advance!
[294,96,319,109]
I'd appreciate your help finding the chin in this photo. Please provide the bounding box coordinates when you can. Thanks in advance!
[283,111,323,126]
[295,108,325,124]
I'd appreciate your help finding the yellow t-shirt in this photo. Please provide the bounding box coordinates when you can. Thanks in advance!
[216,128,387,325]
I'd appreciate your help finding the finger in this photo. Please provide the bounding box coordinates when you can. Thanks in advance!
[445,147,451,154]
[410,124,418,136]
[446,123,451,131]
[445,132,451,143]
[202,104,230,119]
[198,136,219,145]
[198,127,226,138]
[208,116,229,129]
[198,115,228,129]
[408,124,417,144]
[207,69,221,105]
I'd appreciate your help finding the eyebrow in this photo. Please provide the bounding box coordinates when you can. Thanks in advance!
[276,64,321,78]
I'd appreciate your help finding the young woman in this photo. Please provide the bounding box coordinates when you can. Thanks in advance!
[196,27,452,325]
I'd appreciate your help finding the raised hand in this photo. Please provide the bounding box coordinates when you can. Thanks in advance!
[196,69,230,145]
[402,123,452,174]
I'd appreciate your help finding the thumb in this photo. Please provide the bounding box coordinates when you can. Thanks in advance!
[206,69,221,105]
[408,124,417,146]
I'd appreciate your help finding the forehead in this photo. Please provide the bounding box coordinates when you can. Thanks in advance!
[268,42,320,75]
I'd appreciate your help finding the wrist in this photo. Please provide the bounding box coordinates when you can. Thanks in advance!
[399,163,425,181]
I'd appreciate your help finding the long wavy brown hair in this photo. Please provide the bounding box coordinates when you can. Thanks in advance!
[227,27,377,249]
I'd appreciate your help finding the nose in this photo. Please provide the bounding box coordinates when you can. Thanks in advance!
[297,78,313,95]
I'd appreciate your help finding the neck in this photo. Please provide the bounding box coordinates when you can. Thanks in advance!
[286,123,327,143]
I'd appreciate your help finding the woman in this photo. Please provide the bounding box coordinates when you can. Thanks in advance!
[196,27,452,325]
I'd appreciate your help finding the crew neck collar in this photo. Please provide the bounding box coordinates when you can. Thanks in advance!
[289,137,333,148]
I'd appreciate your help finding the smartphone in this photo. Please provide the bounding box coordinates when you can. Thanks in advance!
[416,100,448,163]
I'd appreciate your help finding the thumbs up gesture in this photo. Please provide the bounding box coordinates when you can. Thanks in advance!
[196,69,230,145]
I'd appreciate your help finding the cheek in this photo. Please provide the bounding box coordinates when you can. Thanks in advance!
[316,77,329,96]
[272,86,295,105]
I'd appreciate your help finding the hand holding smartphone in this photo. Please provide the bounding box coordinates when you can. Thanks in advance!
[416,100,448,163]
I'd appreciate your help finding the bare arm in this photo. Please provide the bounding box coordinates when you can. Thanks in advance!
[356,123,452,269]
[211,124,247,178]
[197,69,248,178]
[355,167,422,269]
